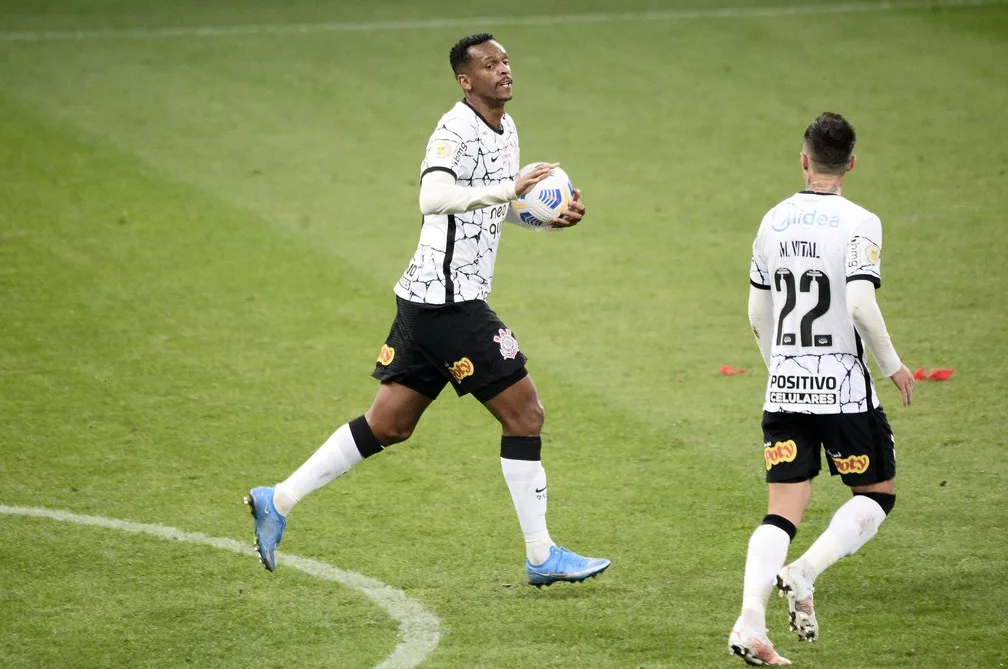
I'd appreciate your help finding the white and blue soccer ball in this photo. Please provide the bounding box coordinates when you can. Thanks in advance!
[511,163,575,229]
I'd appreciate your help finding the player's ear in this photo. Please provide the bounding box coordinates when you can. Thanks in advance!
[800,152,810,171]
[457,73,472,92]
[847,154,856,173]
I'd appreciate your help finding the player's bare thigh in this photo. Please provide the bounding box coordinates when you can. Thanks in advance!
[767,481,812,528]
[365,381,434,446]
[482,374,544,437]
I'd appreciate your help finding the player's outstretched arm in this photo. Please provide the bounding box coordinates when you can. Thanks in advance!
[747,286,774,369]
[419,170,516,215]
[418,163,559,216]
[846,279,915,406]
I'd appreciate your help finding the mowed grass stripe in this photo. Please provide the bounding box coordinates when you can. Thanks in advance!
[0,0,1005,41]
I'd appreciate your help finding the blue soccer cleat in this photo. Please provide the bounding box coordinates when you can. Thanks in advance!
[526,545,610,586]
[244,486,286,572]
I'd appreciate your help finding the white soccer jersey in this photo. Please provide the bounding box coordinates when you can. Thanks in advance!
[395,100,520,304]
[750,191,885,414]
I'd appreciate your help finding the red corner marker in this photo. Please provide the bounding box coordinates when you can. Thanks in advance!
[913,368,955,381]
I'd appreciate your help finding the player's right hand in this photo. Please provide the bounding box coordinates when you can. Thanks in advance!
[514,162,559,197]
[889,364,915,407]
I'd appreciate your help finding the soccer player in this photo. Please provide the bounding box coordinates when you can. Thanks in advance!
[728,113,915,665]
[244,33,610,586]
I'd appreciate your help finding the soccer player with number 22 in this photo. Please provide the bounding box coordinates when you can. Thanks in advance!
[729,113,916,666]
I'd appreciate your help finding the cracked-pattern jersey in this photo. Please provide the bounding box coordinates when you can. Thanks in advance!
[395,100,520,305]
[750,191,885,414]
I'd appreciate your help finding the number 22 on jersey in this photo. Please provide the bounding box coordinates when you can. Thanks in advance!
[773,268,832,348]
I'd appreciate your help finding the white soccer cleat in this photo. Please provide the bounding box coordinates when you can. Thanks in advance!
[777,563,819,642]
[729,628,792,666]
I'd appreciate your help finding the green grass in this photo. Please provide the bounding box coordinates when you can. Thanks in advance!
[1,1,1006,667]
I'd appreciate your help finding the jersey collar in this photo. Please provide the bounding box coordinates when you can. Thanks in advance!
[462,99,505,135]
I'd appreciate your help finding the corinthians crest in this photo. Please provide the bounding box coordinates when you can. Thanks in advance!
[493,328,519,360]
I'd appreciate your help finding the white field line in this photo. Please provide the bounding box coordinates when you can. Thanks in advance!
[0,0,1003,42]
[0,504,441,669]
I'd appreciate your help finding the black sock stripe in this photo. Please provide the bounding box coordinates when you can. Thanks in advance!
[500,435,542,461]
[854,491,896,515]
[761,513,797,541]
[349,415,383,459]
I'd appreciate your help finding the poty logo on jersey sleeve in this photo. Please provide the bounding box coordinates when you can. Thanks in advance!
[764,440,798,471]
[493,328,520,360]
[377,345,395,365]
[831,454,870,475]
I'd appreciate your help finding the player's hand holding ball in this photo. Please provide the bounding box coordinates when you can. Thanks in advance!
[515,162,558,196]
[512,162,585,230]
[551,188,584,229]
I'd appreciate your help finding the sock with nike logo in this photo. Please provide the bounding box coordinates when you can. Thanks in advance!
[501,436,554,565]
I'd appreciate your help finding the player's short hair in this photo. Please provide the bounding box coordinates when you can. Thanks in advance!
[449,33,495,76]
[803,112,856,175]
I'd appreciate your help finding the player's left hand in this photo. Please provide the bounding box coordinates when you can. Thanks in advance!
[550,189,585,229]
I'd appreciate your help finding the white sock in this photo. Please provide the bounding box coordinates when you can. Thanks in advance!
[501,458,554,565]
[738,524,791,633]
[794,495,887,581]
[272,423,364,516]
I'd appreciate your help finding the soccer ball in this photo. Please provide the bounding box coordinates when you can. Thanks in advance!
[511,163,575,229]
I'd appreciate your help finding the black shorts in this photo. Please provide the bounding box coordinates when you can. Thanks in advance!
[372,297,528,402]
[762,409,895,486]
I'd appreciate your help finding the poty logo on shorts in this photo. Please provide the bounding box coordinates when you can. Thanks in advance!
[764,440,798,471]
[493,328,520,360]
[449,357,474,382]
[377,345,395,365]
[831,454,870,475]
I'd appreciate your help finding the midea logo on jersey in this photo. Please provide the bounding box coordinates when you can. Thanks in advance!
[772,203,841,232]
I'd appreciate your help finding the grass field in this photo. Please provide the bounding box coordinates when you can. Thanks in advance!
[1,1,1006,667]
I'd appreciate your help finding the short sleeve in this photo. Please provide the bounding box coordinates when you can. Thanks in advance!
[846,216,883,288]
[749,228,770,290]
[420,118,469,181]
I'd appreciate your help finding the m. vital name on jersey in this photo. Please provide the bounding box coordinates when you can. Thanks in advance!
[778,240,820,258]
[769,375,837,406]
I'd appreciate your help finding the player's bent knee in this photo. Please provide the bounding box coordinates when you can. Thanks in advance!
[508,401,544,436]
[366,417,415,446]
[530,401,545,431]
